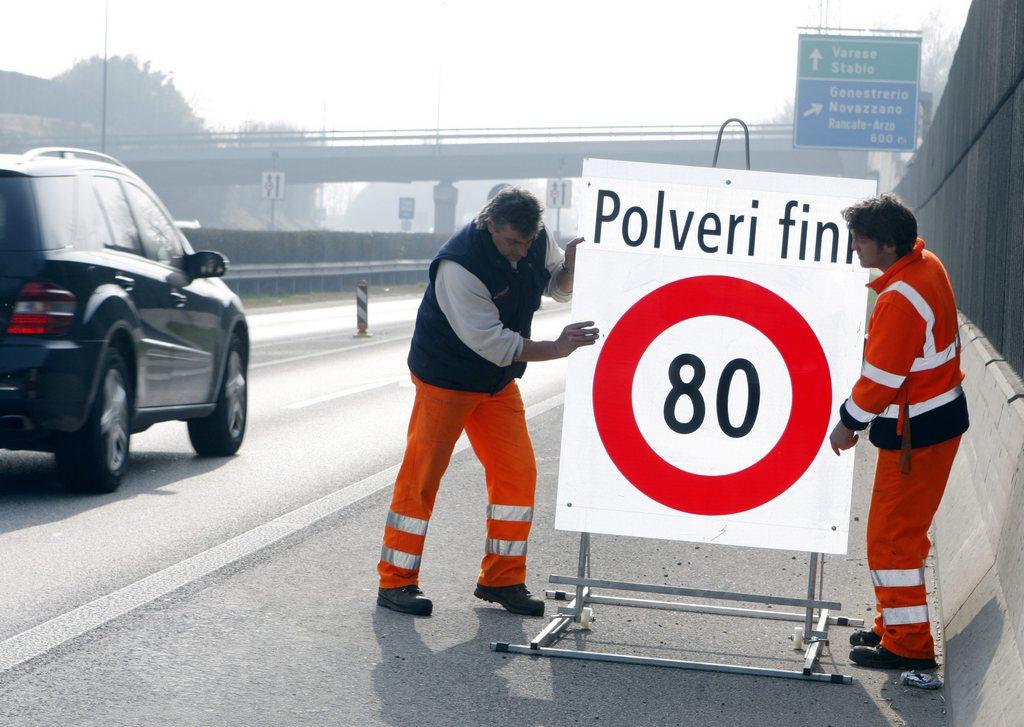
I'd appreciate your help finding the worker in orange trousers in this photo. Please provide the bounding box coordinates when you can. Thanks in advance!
[830,193,968,670]
[376,188,599,617]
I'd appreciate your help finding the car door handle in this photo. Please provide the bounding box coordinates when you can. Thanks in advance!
[169,290,187,308]
[114,273,135,291]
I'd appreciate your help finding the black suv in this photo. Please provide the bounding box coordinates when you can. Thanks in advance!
[0,148,248,493]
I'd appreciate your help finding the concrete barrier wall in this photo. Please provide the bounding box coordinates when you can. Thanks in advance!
[935,316,1024,725]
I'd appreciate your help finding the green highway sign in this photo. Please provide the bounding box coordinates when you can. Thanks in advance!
[794,34,922,151]
[798,35,919,82]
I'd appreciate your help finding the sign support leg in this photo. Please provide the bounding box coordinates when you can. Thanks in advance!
[572,532,590,620]
[491,538,861,684]
[803,552,820,642]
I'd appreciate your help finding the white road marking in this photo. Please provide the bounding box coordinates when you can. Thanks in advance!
[250,335,404,370]
[282,376,407,409]
[0,392,564,674]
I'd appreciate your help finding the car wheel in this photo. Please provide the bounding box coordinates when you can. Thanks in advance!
[188,336,247,456]
[55,349,132,494]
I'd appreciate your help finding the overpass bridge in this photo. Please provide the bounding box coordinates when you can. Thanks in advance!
[2,124,873,232]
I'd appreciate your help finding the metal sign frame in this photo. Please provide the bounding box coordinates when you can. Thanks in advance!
[491,532,863,683]
[491,127,864,683]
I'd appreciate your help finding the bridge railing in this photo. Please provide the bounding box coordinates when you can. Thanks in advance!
[1,124,793,155]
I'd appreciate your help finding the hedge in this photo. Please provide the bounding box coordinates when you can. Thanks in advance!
[183,229,448,265]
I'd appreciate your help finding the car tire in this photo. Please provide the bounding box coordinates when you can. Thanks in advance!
[188,336,247,456]
[55,348,132,494]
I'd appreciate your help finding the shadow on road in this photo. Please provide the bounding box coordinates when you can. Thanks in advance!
[371,606,541,727]
[0,449,233,535]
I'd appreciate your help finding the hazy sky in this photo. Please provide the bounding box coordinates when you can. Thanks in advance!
[1,0,973,132]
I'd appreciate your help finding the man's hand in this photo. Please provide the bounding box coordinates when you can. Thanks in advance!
[516,321,599,362]
[829,421,859,455]
[563,237,584,273]
[554,321,599,356]
[555,237,585,295]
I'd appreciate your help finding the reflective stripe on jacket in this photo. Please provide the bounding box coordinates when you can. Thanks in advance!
[839,238,969,450]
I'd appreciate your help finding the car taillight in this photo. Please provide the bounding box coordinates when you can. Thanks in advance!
[7,282,77,335]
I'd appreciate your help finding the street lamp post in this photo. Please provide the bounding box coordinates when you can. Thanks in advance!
[100,0,109,153]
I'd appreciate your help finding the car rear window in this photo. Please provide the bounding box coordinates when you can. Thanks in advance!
[31,176,77,250]
[0,176,41,252]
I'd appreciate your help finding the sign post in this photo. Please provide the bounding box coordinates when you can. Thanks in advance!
[398,196,415,233]
[261,170,286,231]
[794,33,921,151]
[546,178,572,241]
[492,158,877,683]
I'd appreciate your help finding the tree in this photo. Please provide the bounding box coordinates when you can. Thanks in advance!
[53,55,203,136]
[918,9,963,107]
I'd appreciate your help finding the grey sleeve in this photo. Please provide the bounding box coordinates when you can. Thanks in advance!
[435,260,524,367]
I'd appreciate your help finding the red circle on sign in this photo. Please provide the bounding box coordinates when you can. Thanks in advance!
[592,275,831,516]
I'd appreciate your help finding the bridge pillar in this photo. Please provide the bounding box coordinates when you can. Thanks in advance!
[433,181,459,236]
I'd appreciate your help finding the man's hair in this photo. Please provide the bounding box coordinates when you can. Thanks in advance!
[474,187,544,237]
[841,193,918,257]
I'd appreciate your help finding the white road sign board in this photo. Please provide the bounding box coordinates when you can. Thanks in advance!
[261,171,286,200]
[556,159,876,554]
[546,178,573,209]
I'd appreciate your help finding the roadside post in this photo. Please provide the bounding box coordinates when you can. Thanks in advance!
[399,197,415,233]
[546,178,572,242]
[354,279,371,338]
[492,154,878,683]
[261,168,286,230]
[793,31,922,151]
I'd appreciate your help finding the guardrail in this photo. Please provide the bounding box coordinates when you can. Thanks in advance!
[224,260,431,296]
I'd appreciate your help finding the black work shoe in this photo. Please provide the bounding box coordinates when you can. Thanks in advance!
[377,585,433,616]
[474,583,545,617]
[849,629,882,647]
[849,645,937,670]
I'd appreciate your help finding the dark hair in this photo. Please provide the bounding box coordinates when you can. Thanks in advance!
[841,193,918,257]
[474,187,544,237]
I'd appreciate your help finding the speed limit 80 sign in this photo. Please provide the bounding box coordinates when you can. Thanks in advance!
[555,159,876,555]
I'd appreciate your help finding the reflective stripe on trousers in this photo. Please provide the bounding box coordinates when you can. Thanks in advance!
[387,511,429,536]
[485,538,528,556]
[870,568,924,588]
[380,546,421,571]
[883,605,930,626]
[487,504,533,522]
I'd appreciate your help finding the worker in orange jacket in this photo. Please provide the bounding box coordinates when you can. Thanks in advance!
[829,193,969,670]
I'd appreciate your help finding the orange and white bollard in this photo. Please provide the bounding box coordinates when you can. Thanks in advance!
[354,279,372,338]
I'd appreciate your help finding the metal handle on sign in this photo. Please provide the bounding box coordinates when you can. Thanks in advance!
[711,118,751,170]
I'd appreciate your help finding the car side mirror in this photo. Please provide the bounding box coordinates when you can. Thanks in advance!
[185,250,228,279]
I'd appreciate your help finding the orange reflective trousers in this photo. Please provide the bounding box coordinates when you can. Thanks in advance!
[377,376,537,590]
[866,436,960,659]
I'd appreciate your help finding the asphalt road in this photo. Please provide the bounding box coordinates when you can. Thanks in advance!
[0,298,571,641]
[0,296,948,726]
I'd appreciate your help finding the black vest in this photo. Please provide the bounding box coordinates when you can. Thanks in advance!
[408,222,551,393]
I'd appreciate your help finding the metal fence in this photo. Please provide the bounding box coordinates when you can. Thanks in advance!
[225,260,431,297]
[896,0,1024,377]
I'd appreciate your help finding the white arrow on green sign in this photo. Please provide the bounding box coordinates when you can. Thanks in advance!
[798,35,919,82]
